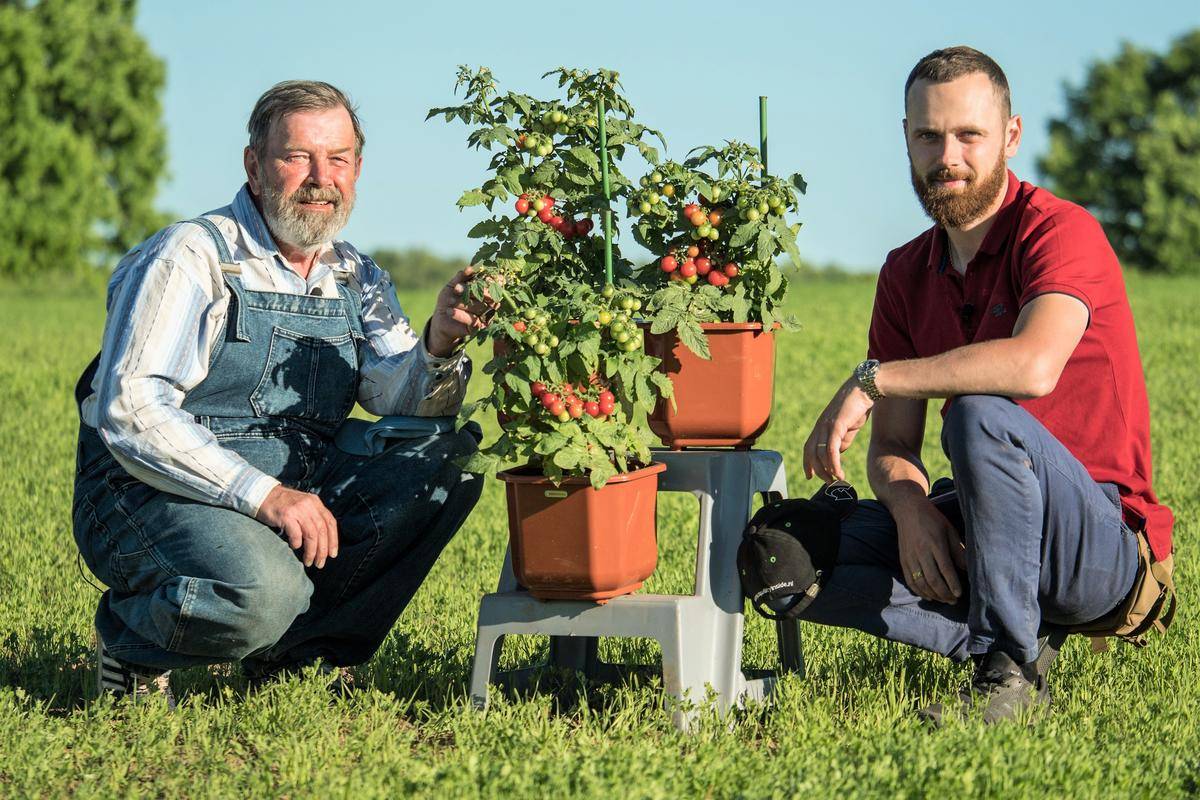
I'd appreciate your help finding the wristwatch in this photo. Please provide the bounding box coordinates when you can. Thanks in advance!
[853,359,884,401]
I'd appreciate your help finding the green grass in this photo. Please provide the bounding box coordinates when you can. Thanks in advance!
[0,273,1196,798]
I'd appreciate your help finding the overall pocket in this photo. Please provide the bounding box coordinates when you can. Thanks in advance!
[250,327,358,424]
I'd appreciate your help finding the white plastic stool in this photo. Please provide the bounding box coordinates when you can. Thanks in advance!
[468,449,803,731]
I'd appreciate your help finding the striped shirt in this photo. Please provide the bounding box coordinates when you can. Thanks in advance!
[80,184,470,518]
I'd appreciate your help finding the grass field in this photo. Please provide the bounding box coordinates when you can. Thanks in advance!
[0,273,1196,798]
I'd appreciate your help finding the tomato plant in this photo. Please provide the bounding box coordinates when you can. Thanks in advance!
[629,142,805,358]
[429,66,673,488]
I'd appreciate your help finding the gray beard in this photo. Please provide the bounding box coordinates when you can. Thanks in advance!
[258,177,354,250]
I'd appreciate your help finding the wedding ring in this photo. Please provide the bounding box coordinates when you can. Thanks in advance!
[911,569,923,580]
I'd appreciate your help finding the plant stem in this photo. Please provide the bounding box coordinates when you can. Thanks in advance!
[598,96,613,286]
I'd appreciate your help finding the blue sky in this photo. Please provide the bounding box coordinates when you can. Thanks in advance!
[136,1,1198,271]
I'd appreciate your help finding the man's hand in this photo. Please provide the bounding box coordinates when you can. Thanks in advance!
[255,485,339,569]
[803,376,876,482]
[426,266,499,358]
[895,499,967,604]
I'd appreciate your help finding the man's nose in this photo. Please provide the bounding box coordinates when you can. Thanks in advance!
[306,157,332,186]
[937,135,963,168]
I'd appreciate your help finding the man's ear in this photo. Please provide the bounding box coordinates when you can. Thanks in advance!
[244,146,260,195]
[1005,114,1023,159]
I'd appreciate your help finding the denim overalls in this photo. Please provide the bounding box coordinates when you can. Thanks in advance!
[73,216,483,673]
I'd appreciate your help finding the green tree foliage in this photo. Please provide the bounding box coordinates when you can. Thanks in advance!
[1040,30,1200,275]
[369,246,468,291]
[0,0,167,277]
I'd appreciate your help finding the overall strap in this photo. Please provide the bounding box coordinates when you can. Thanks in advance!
[187,216,236,266]
[188,216,249,341]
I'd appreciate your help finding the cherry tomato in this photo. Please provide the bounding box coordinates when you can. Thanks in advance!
[598,390,615,405]
[684,274,698,284]
[513,320,527,333]
[598,310,613,325]
[585,401,601,417]
[708,210,722,226]
[707,229,720,241]
[680,259,697,277]
[543,196,556,209]
[662,184,676,197]
[577,219,594,234]
[556,410,571,423]
[537,143,553,157]
[602,284,615,299]
[542,393,560,409]
[707,270,723,286]
[515,197,530,215]
[598,400,615,416]
[697,224,712,237]
[639,201,652,214]
[758,200,770,215]
[686,245,700,258]
[534,342,550,355]
[538,207,554,223]
[568,403,584,419]
[648,192,661,205]
[724,262,739,277]
[660,255,678,273]
[533,198,546,212]
[531,381,547,396]
[746,208,761,222]
[619,296,634,311]
[683,203,700,217]
[689,211,707,227]
[650,171,663,183]
[550,215,565,228]
[695,257,712,276]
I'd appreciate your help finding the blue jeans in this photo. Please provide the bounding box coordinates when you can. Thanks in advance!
[73,423,483,673]
[798,395,1139,664]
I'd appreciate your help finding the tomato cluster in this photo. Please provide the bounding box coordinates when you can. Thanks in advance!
[532,381,616,423]
[513,308,559,356]
[658,243,738,289]
[515,193,594,239]
[735,192,788,221]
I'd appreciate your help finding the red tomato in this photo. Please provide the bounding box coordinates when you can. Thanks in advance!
[538,207,554,223]
[549,402,565,417]
[531,381,547,396]
[694,257,712,275]
[543,196,556,209]
[689,211,707,227]
[707,270,723,286]
[598,400,615,416]
[660,255,678,273]
[723,262,739,277]
[686,245,700,258]
[577,218,594,234]
[568,403,584,419]
[541,393,560,409]
[550,215,565,228]
[683,203,700,217]
[515,197,530,215]
[585,401,601,417]
[598,390,615,405]
[513,320,527,333]
[708,210,722,227]
[679,259,697,278]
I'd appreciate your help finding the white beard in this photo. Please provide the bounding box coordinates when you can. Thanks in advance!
[258,176,355,250]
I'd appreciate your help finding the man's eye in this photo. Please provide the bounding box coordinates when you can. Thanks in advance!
[286,154,308,162]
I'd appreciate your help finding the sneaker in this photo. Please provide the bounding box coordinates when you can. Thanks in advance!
[919,632,1065,727]
[246,659,356,699]
[96,630,175,709]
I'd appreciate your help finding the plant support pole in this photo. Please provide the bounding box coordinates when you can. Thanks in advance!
[759,95,768,181]
[598,96,613,286]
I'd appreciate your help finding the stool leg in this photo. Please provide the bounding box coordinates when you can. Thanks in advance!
[776,619,805,676]
[470,624,502,710]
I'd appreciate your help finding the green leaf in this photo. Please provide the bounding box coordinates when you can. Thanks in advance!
[677,318,710,360]
[755,225,776,262]
[566,145,600,170]
[729,221,759,248]
[467,219,502,239]
[790,172,808,194]
[456,189,488,208]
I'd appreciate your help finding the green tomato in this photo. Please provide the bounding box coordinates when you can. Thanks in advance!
[547,335,559,347]
[556,410,571,422]
[616,331,630,344]
[532,198,546,213]
[523,308,538,320]
[707,229,720,241]
[523,334,538,347]
[709,187,721,201]
[684,274,698,285]
[537,143,553,157]
[767,196,782,209]
[623,340,638,352]
[698,224,712,237]
[648,192,661,205]
[758,200,770,215]
[534,343,550,356]
[690,229,702,241]
[746,208,761,222]
[602,284,615,299]
[616,312,629,324]
[552,110,566,124]
[639,201,652,214]
[598,310,613,325]
[631,299,642,311]
[619,297,634,311]
[639,176,650,188]
[609,322,626,336]
[650,171,663,183]
[536,314,549,328]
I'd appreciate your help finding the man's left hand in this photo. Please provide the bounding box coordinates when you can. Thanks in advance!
[426,267,497,358]
[803,376,876,482]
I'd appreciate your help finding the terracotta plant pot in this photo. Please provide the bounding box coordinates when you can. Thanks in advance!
[498,461,667,602]
[642,322,777,449]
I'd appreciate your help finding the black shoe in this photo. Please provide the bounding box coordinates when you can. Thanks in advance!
[918,635,1063,727]
[95,629,176,710]
[246,659,356,699]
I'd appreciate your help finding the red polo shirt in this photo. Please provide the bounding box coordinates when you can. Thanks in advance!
[867,171,1174,559]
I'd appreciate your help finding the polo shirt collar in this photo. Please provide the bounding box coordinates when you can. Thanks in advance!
[925,169,1022,272]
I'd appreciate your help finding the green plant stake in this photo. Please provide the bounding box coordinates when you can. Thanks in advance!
[598,96,614,287]
[759,95,768,181]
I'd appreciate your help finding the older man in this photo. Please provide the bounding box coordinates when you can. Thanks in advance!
[74,81,487,700]
[794,47,1174,723]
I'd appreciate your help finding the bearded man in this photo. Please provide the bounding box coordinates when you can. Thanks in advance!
[793,47,1174,723]
[73,81,488,701]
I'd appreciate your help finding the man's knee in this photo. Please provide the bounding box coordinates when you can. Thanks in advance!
[171,550,312,661]
[941,394,1022,455]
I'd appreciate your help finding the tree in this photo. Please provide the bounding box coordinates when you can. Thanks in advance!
[0,0,167,277]
[1040,30,1200,275]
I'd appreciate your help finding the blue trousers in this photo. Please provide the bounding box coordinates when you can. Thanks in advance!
[73,423,483,673]
[798,395,1139,664]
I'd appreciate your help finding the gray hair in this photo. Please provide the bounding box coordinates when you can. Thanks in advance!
[248,80,365,157]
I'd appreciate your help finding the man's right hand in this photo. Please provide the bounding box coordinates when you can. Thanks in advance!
[895,498,966,604]
[255,485,339,569]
